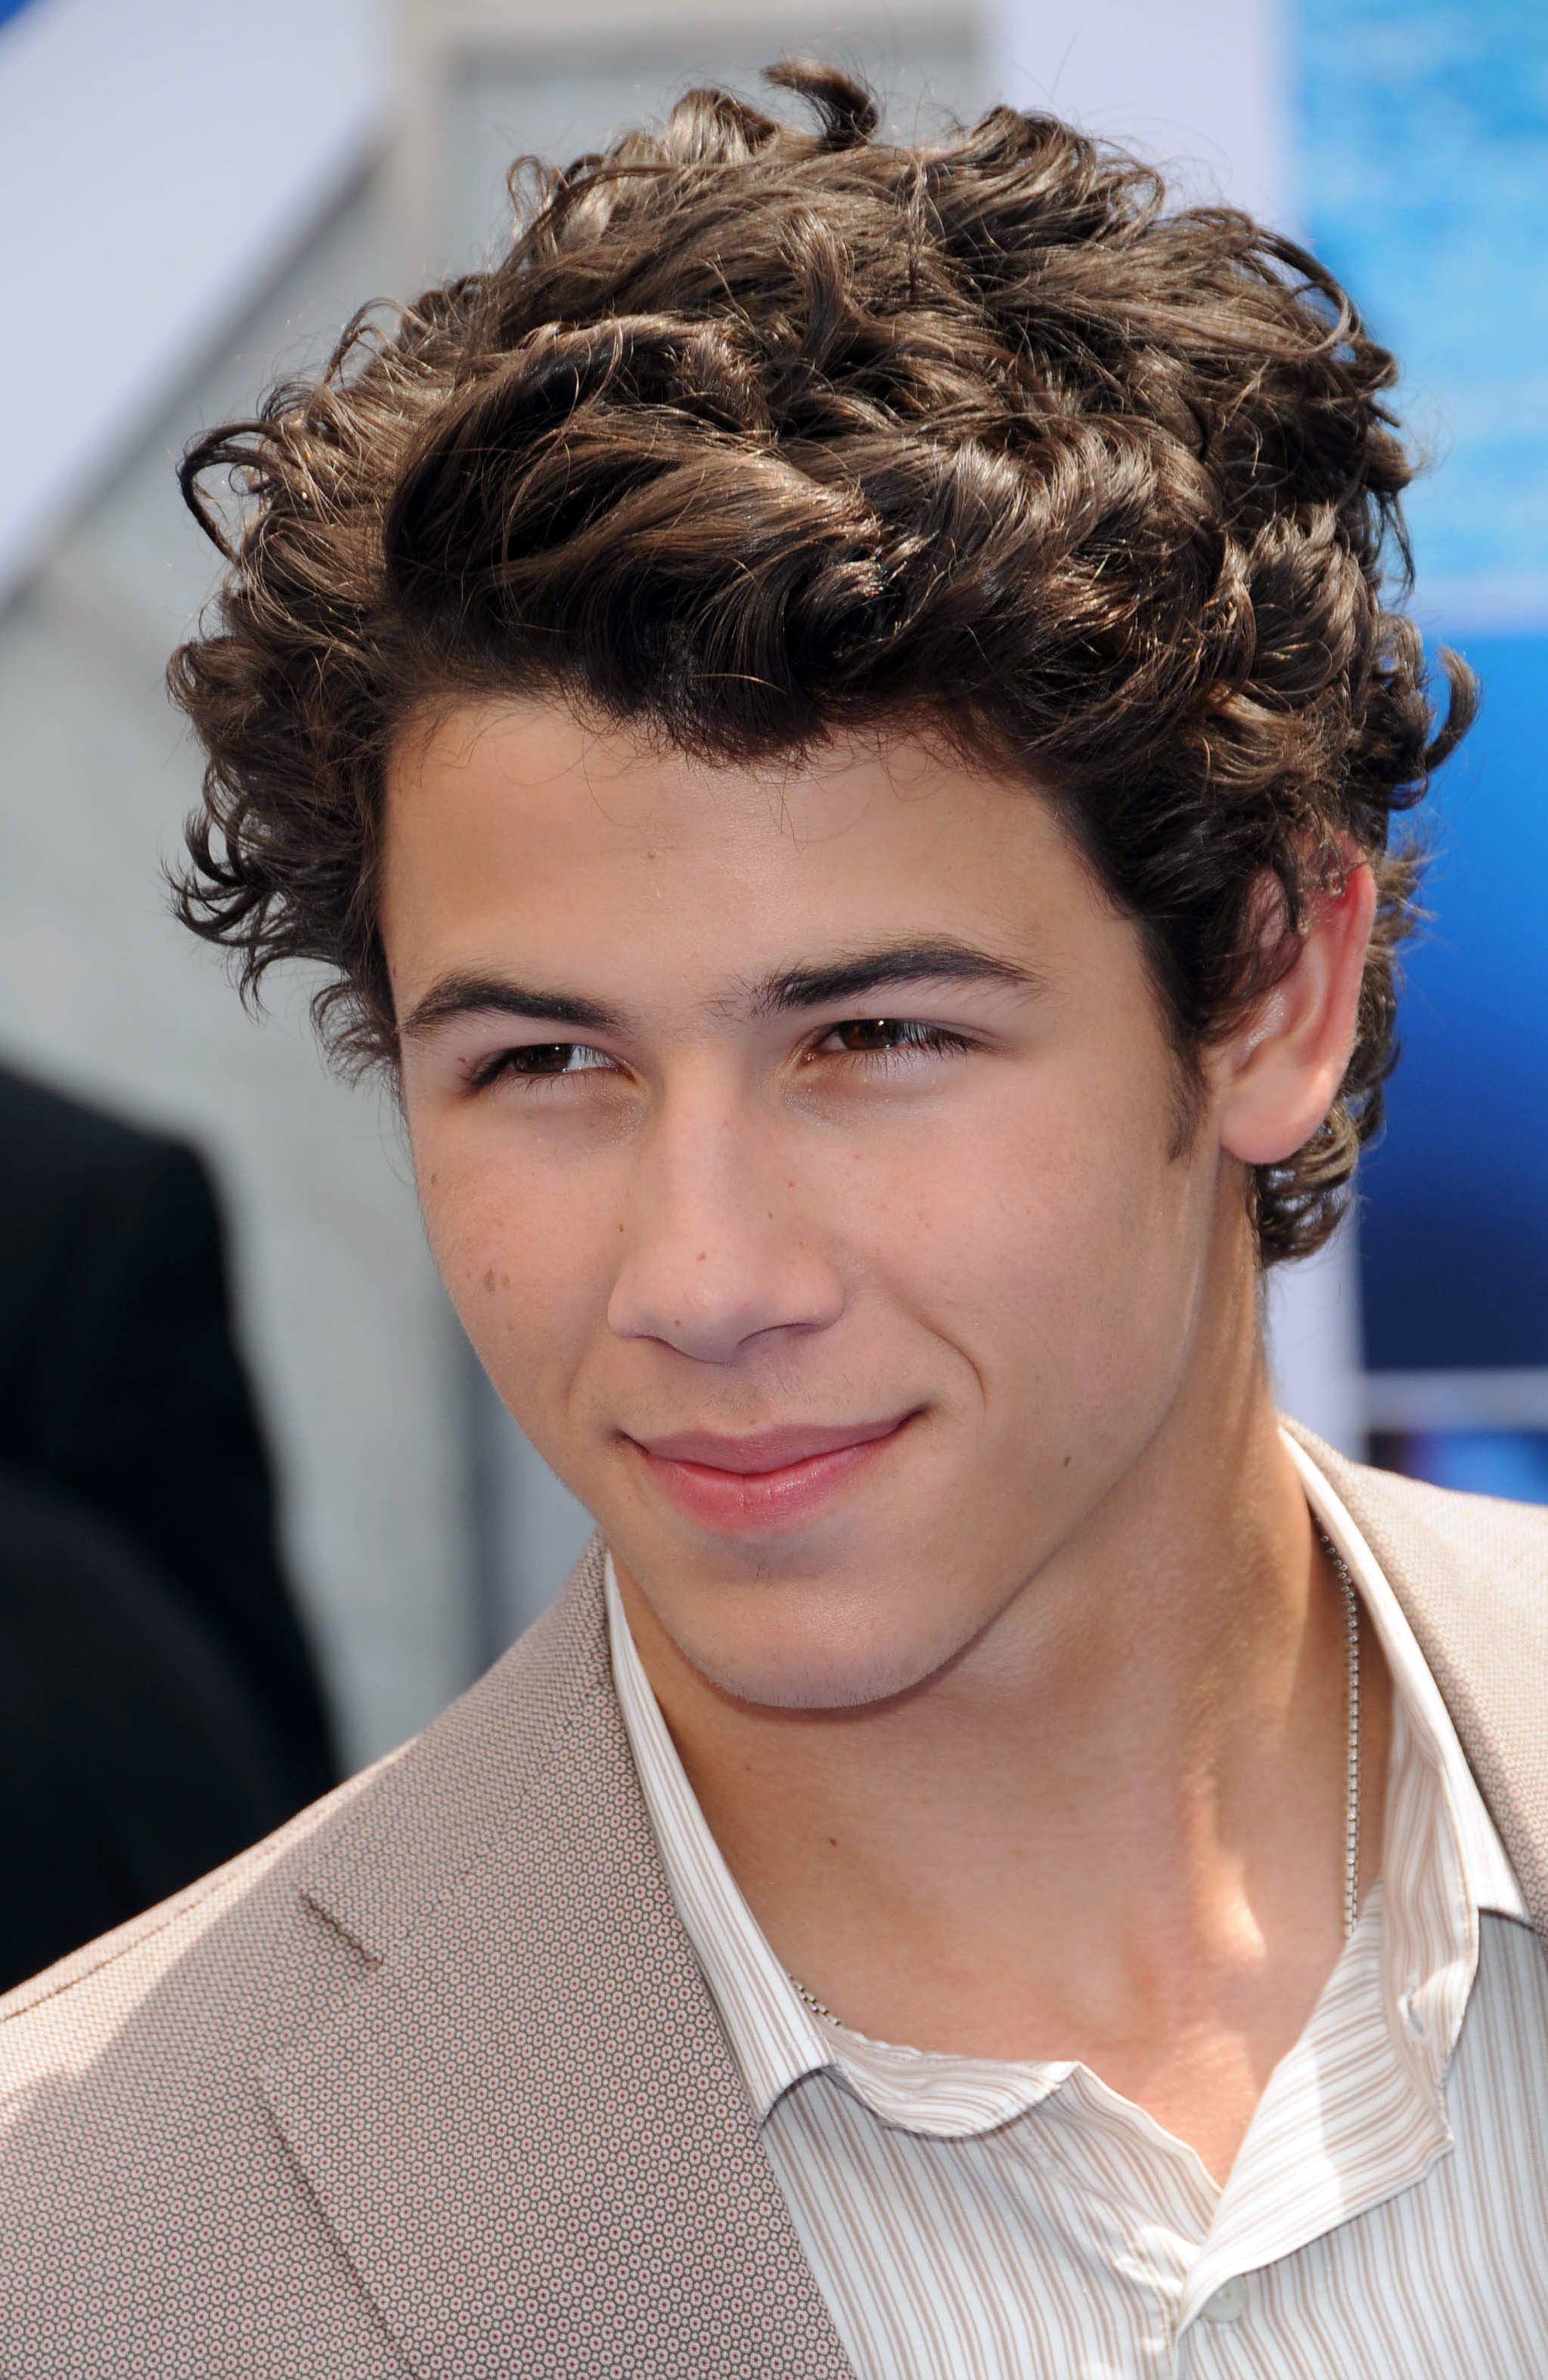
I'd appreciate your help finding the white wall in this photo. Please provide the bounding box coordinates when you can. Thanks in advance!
[0,0,385,604]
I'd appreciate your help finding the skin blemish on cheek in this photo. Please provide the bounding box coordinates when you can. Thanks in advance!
[483,1269,498,1292]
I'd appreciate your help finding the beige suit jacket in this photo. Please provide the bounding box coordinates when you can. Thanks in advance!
[3,1425,1546,2378]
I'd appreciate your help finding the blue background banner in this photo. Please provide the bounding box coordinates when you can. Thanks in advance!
[1295,0,1548,1379]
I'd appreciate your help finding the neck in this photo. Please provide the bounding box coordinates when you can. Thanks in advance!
[615,1254,1390,2093]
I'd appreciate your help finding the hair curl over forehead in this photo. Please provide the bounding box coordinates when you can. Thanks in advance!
[169,59,1472,1265]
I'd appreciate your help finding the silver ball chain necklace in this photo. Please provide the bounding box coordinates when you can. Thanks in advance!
[1326,1522,1363,1943]
[789,1524,1363,2032]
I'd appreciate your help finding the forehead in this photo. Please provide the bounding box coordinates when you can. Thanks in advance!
[380,694,1106,996]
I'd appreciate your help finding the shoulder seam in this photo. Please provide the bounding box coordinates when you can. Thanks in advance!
[0,1835,293,2023]
[0,1748,408,2025]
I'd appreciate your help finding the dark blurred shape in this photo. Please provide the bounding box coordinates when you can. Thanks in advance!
[0,1463,304,1991]
[0,1060,338,1979]
[1370,1429,1548,1507]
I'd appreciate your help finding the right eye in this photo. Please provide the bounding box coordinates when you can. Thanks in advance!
[467,1042,617,1091]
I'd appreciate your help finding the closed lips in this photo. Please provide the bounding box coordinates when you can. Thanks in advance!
[634,1417,911,1472]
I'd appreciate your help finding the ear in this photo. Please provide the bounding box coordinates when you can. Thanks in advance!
[1212,857,1378,1168]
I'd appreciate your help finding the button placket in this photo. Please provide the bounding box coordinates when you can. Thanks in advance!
[1199,2274,1249,2326]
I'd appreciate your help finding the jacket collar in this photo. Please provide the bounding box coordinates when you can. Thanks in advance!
[259,1531,854,2380]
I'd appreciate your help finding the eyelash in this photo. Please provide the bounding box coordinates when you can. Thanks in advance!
[464,1019,975,1094]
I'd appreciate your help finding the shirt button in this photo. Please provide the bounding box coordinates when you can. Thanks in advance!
[1202,2276,1249,2325]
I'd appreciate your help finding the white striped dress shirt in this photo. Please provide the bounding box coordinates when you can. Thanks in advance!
[606,1428,1548,2376]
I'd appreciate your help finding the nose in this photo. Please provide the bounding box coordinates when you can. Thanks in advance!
[606,1075,845,1364]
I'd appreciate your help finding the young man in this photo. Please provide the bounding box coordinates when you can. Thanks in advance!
[3,63,1544,2378]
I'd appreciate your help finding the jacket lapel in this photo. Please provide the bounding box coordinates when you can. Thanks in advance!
[1286,1420,1548,1938]
[259,1532,853,2380]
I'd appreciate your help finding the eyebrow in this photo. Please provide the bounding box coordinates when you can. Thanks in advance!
[399,936,1045,1043]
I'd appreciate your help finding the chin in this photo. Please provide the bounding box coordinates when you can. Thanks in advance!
[667,1592,978,1713]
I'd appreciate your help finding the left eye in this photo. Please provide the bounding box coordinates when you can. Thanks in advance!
[813,1019,973,1066]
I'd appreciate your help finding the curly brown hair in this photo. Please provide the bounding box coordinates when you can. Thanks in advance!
[169,60,1473,1265]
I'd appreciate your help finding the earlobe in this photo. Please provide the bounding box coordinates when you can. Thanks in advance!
[1216,860,1377,1169]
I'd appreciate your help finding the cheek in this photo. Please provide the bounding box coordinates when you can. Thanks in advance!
[886,1059,1205,1432]
[411,1119,602,1398]
[1031,1078,1211,1437]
